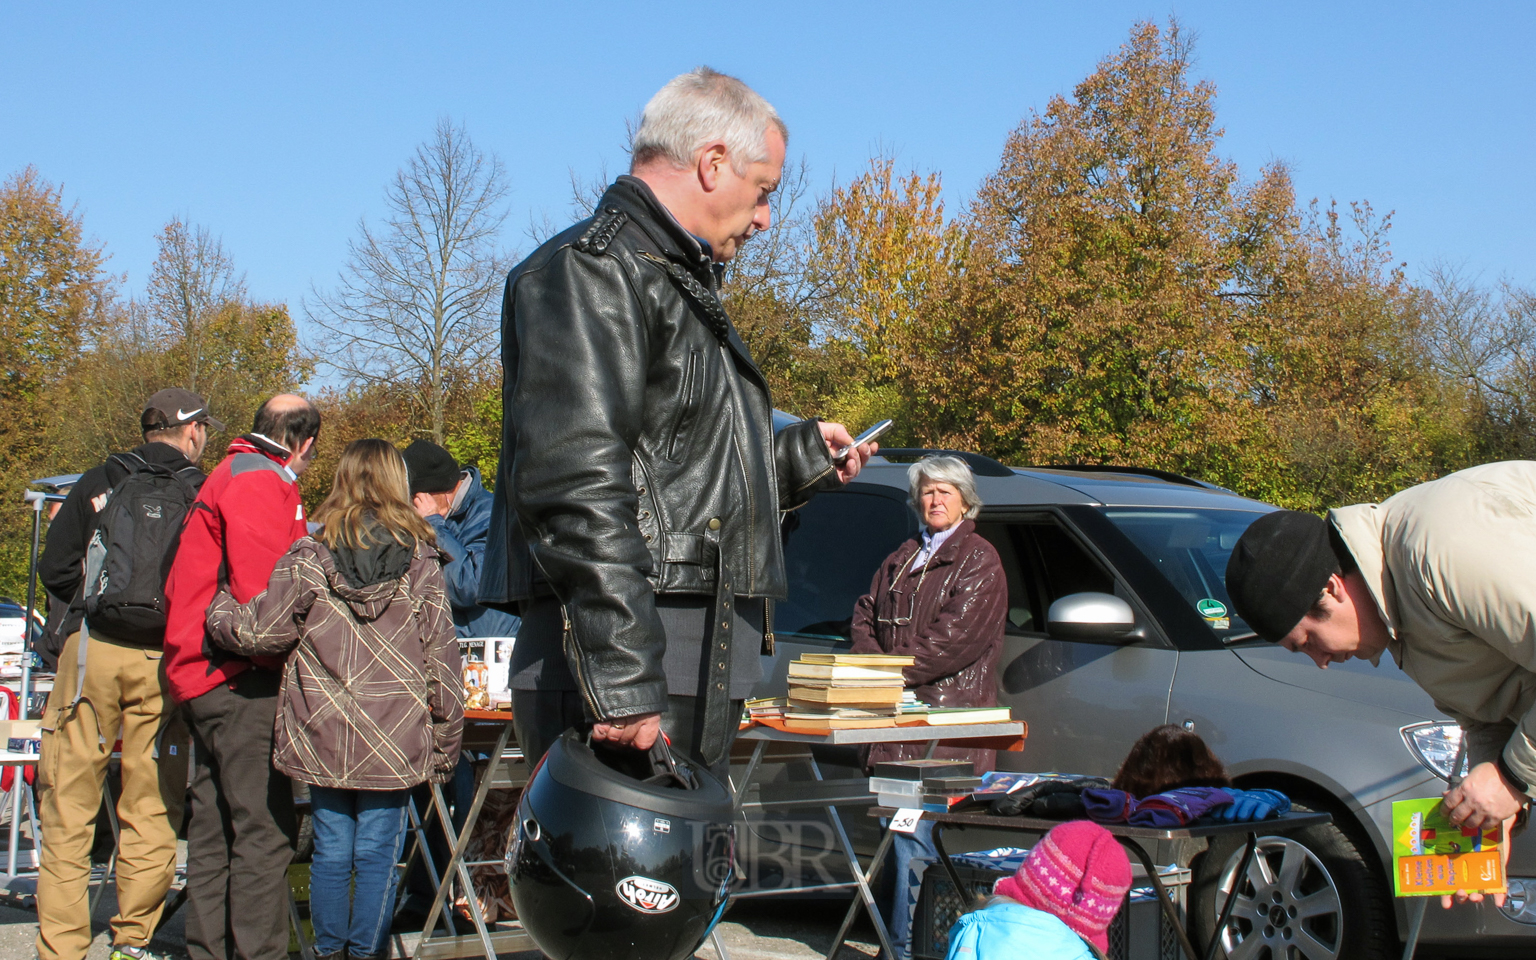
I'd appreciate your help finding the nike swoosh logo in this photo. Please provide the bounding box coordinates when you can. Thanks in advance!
[176,408,203,421]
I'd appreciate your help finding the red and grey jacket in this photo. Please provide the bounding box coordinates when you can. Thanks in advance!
[163,434,309,703]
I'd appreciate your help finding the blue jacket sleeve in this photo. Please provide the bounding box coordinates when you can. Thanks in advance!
[427,515,484,615]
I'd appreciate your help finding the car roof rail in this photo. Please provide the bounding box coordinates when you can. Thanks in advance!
[1022,463,1213,488]
[874,448,1016,478]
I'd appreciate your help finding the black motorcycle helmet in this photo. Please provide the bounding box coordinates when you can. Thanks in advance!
[507,729,736,960]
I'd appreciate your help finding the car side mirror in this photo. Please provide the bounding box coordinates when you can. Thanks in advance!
[1046,592,1138,642]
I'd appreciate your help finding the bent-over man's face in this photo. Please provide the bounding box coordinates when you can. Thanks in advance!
[711,126,786,263]
[1277,572,1389,668]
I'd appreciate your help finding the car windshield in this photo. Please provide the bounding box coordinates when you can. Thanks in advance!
[1098,507,1269,643]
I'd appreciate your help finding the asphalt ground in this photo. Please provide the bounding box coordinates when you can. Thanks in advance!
[0,890,885,960]
[0,891,1519,960]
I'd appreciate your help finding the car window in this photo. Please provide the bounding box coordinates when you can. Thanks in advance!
[778,489,918,640]
[1098,508,1267,642]
[976,517,1118,636]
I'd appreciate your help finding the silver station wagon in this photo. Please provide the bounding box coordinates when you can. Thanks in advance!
[750,438,1536,958]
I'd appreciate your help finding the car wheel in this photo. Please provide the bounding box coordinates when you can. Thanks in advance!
[1189,806,1393,960]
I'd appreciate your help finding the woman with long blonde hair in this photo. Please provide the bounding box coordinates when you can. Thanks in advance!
[206,439,463,960]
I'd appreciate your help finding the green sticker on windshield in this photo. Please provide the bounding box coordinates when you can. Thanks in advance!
[1197,599,1228,619]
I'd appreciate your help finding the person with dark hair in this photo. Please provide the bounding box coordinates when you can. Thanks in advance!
[1226,462,1536,895]
[1111,724,1232,799]
[34,388,218,960]
[399,439,515,917]
[163,393,321,960]
[252,396,323,457]
[402,440,519,642]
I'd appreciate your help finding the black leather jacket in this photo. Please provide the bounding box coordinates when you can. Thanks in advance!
[480,176,840,719]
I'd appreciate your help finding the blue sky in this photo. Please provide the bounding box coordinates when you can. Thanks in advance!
[4,1,1532,324]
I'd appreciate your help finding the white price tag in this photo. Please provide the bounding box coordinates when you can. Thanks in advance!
[889,808,923,834]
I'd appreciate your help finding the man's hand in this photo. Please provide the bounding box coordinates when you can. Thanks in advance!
[1439,819,1512,910]
[1443,761,1526,834]
[413,491,446,519]
[819,421,877,484]
[591,712,662,750]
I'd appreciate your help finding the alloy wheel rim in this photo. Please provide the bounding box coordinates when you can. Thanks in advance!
[1214,836,1343,960]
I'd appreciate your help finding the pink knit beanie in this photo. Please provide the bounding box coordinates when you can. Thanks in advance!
[993,820,1133,953]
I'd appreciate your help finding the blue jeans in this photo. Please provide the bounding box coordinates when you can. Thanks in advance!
[308,786,411,957]
[881,819,937,960]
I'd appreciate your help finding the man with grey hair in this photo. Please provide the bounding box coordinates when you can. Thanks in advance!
[481,67,876,774]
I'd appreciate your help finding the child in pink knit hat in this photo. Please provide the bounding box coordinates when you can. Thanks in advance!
[945,820,1132,960]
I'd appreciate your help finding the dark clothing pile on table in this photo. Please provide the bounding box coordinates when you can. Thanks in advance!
[982,780,1291,827]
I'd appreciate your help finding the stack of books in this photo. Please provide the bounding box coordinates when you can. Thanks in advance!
[922,706,1014,725]
[869,759,978,809]
[743,697,788,724]
[782,653,914,732]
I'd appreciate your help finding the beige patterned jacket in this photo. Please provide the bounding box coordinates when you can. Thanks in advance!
[206,536,464,789]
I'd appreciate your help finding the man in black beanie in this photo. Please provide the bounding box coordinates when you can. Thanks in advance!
[1226,462,1536,847]
[402,440,520,642]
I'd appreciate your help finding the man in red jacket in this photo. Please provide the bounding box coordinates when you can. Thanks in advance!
[163,394,321,960]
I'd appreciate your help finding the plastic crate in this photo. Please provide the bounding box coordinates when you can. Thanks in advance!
[911,858,1188,960]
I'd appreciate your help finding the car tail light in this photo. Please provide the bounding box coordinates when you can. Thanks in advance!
[1400,722,1468,782]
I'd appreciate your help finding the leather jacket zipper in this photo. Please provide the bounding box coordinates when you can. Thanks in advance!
[667,349,702,462]
[559,602,602,719]
[721,341,757,592]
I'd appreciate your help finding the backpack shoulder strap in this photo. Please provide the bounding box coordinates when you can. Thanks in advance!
[104,451,148,487]
[171,464,206,495]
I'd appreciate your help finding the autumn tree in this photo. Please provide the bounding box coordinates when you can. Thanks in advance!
[723,159,851,418]
[309,119,512,444]
[54,217,311,467]
[0,167,110,596]
[952,20,1298,478]
[144,217,246,392]
[805,157,967,442]
[0,167,107,447]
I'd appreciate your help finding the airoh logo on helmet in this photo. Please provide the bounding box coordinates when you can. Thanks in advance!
[616,876,680,914]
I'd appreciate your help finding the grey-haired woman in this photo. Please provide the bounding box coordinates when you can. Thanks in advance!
[849,455,1008,772]
[849,455,1008,960]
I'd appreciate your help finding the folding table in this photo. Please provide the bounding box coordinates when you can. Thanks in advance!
[912,807,1334,960]
[402,710,534,960]
[727,720,1026,960]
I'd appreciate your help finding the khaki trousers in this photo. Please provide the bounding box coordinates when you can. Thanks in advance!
[35,630,189,960]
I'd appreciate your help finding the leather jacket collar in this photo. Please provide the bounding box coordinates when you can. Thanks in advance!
[602,176,718,276]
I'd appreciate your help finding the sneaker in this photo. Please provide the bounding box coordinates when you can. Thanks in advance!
[109,947,162,960]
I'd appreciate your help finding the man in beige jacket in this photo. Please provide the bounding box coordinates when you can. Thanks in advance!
[1226,461,1536,843]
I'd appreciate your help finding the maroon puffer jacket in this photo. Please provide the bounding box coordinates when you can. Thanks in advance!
[849,519,1008,773]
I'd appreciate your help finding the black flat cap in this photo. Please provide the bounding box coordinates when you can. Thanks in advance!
[1225,510,1340,642]
[403,440,459,495]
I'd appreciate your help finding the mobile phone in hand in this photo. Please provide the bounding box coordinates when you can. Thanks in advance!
[834,419,894,464]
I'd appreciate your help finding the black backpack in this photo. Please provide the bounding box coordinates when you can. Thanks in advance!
[80,452,204,646]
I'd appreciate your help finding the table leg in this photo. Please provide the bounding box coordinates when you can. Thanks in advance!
[709,925,731,960]
[1118,837,1202,960]
[729,740,768,815]
[929,823,970,909]
[810,750,897,960]
[6,773,21,875]
[411,723,511,960]
[822,827,897,960]
[399,793,452,932]
[1204,832,1257,960]
[432,781,498,960]
[1400,895,1428,960]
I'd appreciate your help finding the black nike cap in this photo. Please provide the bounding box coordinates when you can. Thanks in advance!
[141,388,226,433]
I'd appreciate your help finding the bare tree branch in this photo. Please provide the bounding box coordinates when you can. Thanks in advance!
[307,118,512,442]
